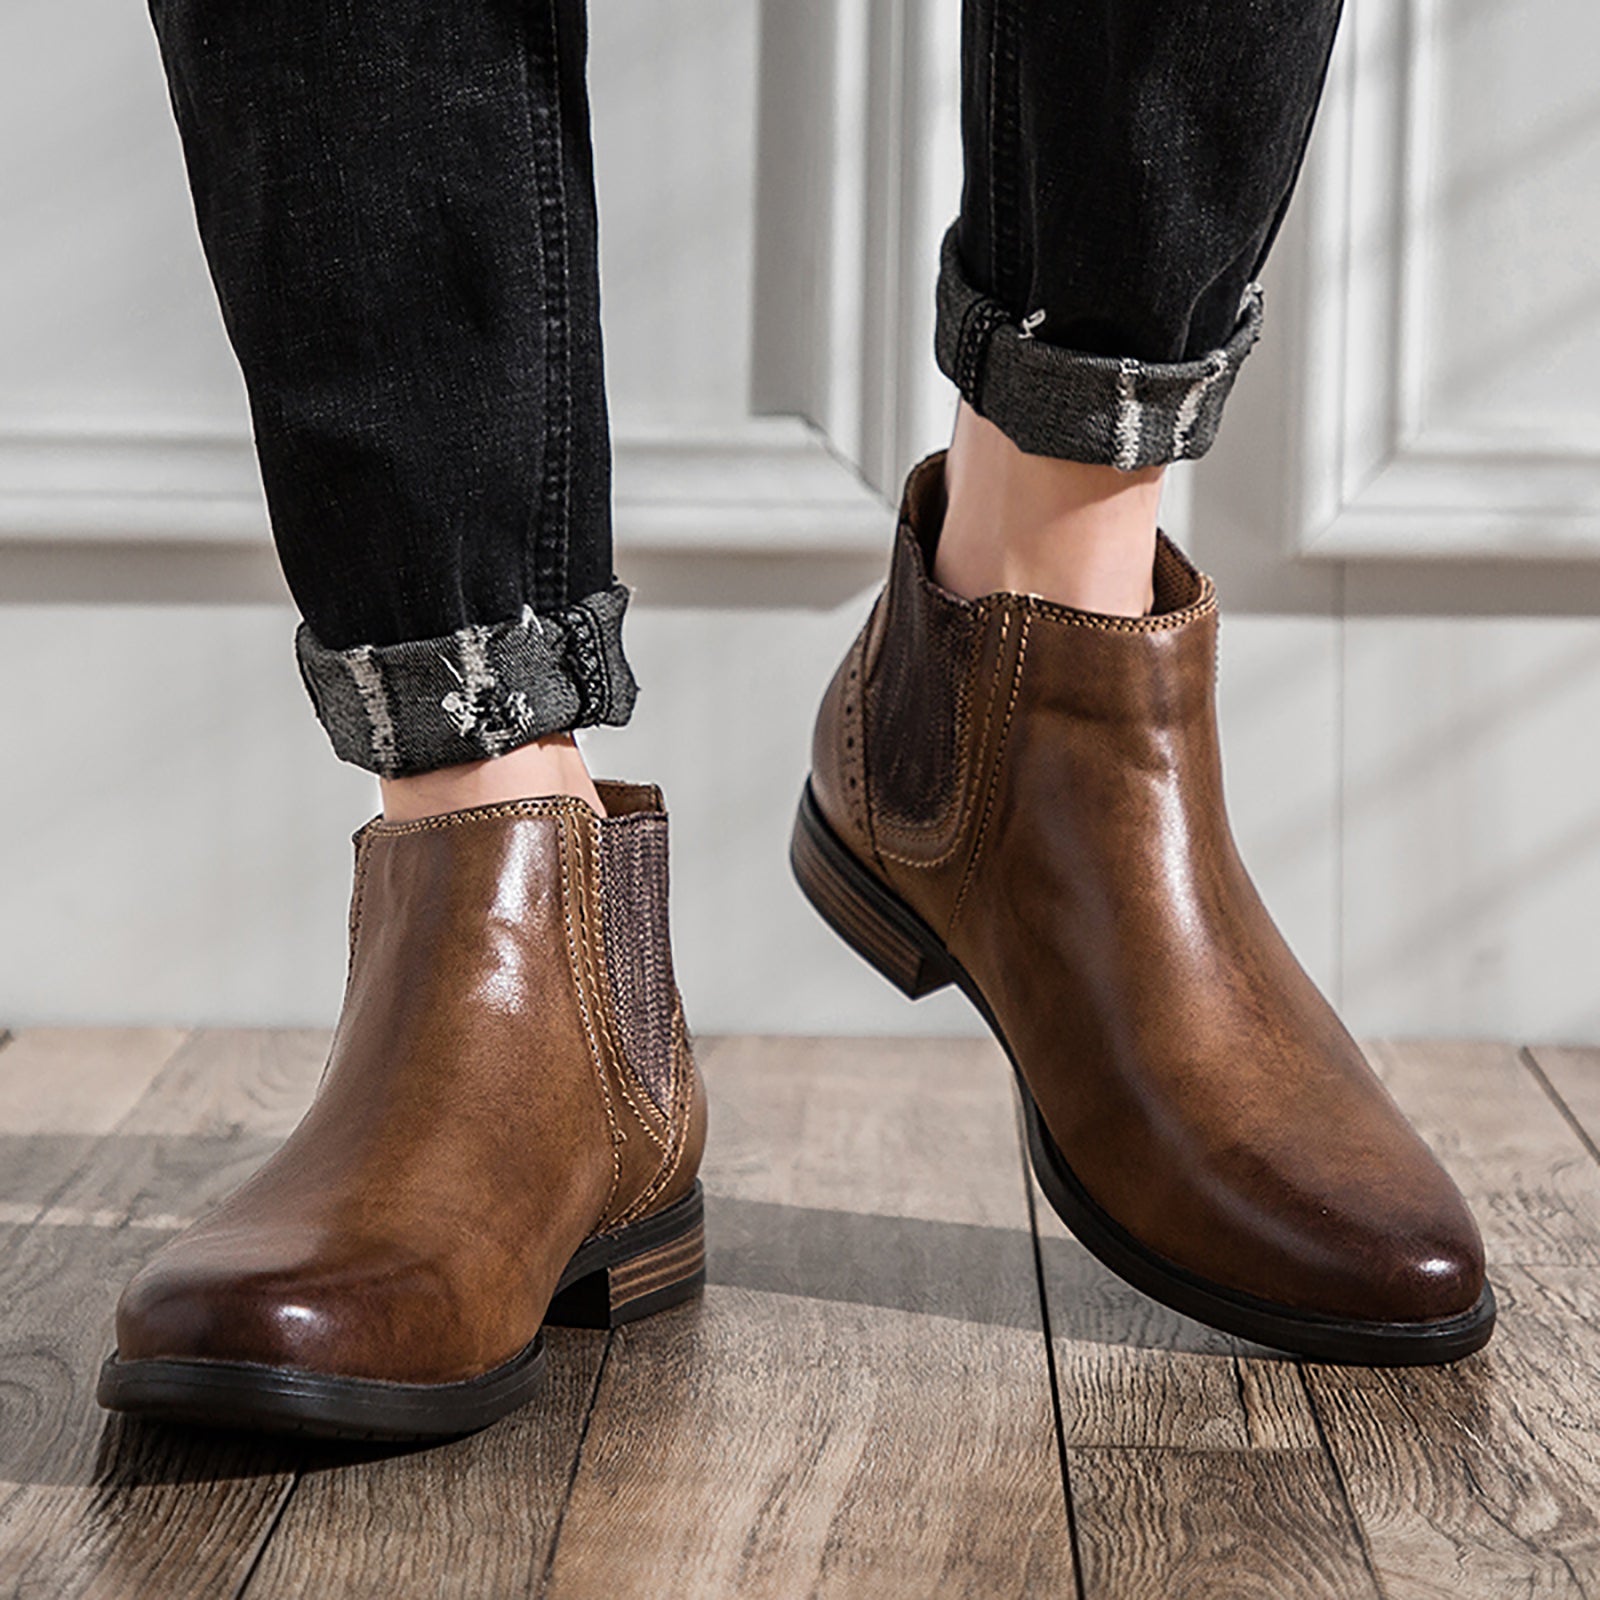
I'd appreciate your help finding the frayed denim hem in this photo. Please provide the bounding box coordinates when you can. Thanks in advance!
[295,581,638,777]
[933,222,1264,469]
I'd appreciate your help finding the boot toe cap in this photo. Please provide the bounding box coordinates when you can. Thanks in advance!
[1345,1203,1486,1325]
[1244,1167,1488,1327]
[113,1231,475,1382]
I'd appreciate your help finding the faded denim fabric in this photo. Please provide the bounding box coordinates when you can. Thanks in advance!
[936,225,1264,469]
[145,0,619,774]
[945,0,1345,466]
[295,584,636,779]
[146,0,1343,774]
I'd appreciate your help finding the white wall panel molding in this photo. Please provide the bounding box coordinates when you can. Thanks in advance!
[1295,0,1600,560]
[0,419,886,558]
[0,0,892,573]
[0,427,263,543]
[751,0,960,499]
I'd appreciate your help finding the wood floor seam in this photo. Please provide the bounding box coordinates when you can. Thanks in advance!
[3,1031,1597,1598]
[1518,1045,1600,1171]
[232,1477,299,1600]
[1298,1366,1389,1600]
[1020,1095,1088,1600]
[537,1330,616,1600]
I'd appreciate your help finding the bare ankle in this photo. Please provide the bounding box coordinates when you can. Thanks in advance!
[934,400,1162,618]
[379,733,605,822]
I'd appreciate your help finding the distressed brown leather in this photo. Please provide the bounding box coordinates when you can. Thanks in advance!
[812,451,1485,1324]
[114,781,705,1383]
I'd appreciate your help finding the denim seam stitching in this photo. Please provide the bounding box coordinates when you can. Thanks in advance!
[983,2,1001,294]
[932,231,1265,467]
[578,598,613,723]
[990,0,1025,310]
[295,583,636,776]
[957,299,1008,403]
[524,4,573,612]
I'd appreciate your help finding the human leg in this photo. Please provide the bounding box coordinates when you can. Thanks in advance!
[101,0,706,1437]
[146,0,626,796]
[797,0,1493,1363]
[937,0,1343,615]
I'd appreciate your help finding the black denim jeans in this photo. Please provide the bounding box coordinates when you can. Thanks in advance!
[145,0,1342,777]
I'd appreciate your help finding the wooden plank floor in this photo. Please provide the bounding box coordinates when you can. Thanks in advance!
[0,1029,1596,1598]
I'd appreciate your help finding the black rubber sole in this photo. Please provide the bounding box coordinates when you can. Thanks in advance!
[96,1183,706,1441]
[791,780,1497,1366]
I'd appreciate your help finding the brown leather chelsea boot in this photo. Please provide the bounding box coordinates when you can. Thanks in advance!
[98,781,707,1438]
[794,451,1493,1364]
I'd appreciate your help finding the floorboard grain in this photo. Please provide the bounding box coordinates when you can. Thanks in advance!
[1067,1445,1380,1600]
[1304,1040,1600,1598]
[239,1331,609,1600]
[1307,1264,1600,1599]
[1363,1039,1600,1265]
[3,1030,1593,1598]
[43,1029,327,1232]
[1032,1308,1380,1594]
[541,1034,1075,1598]
[1032,1174,1319,1452]
[0,1028,188,1218]
[1031,1112,1379,1598]
[546,1288,1072,1600]
[0,1029,314,1600]
[694,1035,1028,1228]
[1524,1045,1600,1166]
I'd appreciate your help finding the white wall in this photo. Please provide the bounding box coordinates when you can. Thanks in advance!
[0,587,1350,1039]
[1,0,1596,1043]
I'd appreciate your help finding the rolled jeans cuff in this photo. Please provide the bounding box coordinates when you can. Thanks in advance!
[933,223,1264,469]
[294,582,638,778]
